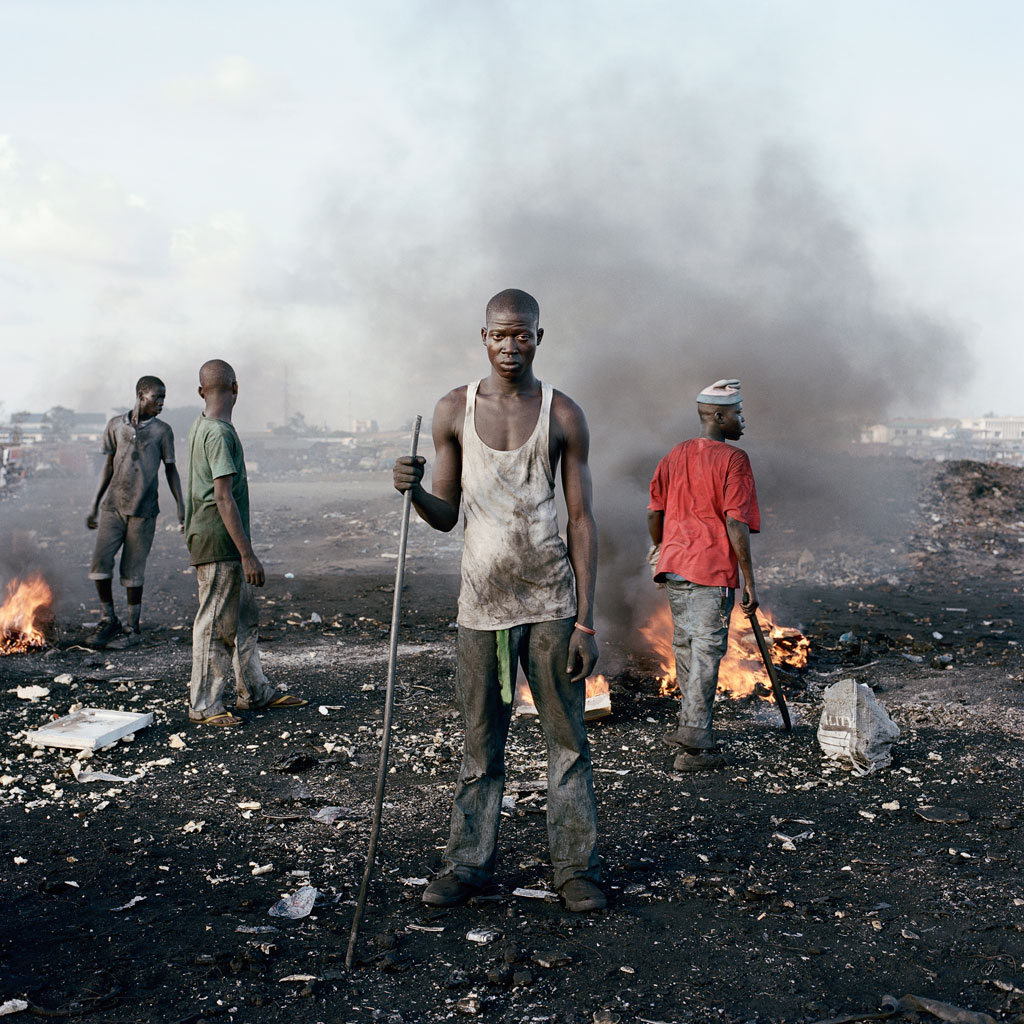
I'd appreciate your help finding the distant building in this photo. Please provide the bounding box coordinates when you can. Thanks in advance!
[857,415,1024,464]
[70,412,108,443]
[12,414,48,444]
[859,419,959,445]
[352,418,379,434]
[960,416,1024,441]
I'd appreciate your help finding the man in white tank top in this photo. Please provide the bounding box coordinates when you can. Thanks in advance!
[393,289,604,913]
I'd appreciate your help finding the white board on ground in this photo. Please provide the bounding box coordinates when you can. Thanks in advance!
[26,708,155,751]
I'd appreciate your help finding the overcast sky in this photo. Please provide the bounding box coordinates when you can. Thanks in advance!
[2,1,1020,432]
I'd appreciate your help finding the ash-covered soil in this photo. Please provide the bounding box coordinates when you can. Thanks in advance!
[1,461,1023,1024]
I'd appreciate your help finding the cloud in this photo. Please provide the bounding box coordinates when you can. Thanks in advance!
[0,136,169,274]
[163,56,293,112]
[0,136,280,418]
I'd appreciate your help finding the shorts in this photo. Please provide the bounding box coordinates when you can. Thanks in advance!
[88,510,157,588]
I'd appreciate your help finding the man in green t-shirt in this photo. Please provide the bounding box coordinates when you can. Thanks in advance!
[185,359,306,726]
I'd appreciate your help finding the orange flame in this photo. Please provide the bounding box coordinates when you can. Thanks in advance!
[642,603,809,698]
[514,672,611,720]
[515,672,610,706]
[0,574,52,654]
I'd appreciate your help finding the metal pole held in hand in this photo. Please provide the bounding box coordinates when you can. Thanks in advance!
[346,415,422,968]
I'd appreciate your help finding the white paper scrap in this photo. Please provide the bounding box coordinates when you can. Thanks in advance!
[512,887,559,901]
[111,895,146,912]
[72,761,140,784]
[16,686,49,701]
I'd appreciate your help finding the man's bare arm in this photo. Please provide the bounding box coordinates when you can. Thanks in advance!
[165,463,185,532]
[556,394,599,682]
[647,509,664,545]
[213,475,264,586]
[726,515,757,613]
[392,392,463,533]
[86,455,115,529]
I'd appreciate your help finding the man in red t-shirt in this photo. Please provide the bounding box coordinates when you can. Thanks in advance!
[647,379,760,771]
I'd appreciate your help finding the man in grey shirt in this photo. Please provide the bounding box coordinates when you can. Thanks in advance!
[87,375,184,646]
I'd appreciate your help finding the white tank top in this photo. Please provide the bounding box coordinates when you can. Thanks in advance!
[457,379,577,630]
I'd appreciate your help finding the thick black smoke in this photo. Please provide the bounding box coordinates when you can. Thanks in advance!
[283,96,968,644]
[37,52,971,645]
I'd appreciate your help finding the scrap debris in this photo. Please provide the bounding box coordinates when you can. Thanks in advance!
[1,457,1022,1021]
[268,885,318,920]
[26,708,154,751]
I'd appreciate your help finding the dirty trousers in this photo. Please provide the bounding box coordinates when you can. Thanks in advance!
[663,580,735,751]
[88,510,157,588]
[188,561,277,719]
[445,617,600,890]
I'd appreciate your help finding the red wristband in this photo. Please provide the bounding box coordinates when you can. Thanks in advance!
[573,622,596,636]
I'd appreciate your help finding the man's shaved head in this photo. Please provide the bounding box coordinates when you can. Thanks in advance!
[199,359,236,392]
[136,375,165,395]
[698,400,745,441]
[485,289,540,325]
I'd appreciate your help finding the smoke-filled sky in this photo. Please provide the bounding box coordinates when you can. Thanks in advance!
[2,1,1021,433]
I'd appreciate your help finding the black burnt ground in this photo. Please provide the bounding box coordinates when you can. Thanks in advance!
[1,462,1022,1023]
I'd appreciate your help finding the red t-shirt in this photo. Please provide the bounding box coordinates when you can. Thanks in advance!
[648,438,760,588]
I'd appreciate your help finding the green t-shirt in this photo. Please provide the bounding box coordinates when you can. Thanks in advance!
[185,415,250,566]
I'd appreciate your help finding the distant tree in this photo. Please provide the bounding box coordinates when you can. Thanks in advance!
[273,412,324,436]
[11,411,32,424]
[43,405,75,442]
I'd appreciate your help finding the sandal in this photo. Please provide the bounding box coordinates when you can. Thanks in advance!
[264,693,307,709]
[193,712,243,727]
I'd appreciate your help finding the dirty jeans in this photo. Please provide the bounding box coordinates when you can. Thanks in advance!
[188,560,277,719]
[663,580,735,751]
[444,617,600,890]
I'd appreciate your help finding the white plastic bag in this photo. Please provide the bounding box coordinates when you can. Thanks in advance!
[817,679,900,772]
[268,885,318,919]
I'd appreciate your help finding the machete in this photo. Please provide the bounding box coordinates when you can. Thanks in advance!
[746,610,792,732]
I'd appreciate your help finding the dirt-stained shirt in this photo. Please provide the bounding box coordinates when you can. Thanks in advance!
[458,380,577,630]
[99,413,175,519]
[185,415,250,566]
[648,437,760,588]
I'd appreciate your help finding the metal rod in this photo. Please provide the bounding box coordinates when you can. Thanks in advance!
[746,611,793,732]
[346,415,422,968]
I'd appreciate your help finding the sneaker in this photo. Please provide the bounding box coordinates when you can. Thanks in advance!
[672,747,728,772]
[422,874,480,907]
[90,617,124,647]
[559,878,606,912]
[122,630,143,648]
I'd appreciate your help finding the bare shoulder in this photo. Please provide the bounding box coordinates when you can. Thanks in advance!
[434,386,469,438]
[550,389,589,442]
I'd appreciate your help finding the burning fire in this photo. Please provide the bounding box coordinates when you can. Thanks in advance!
[0,574,52,654]
[515,672,612,720]
[641,603,809,698]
